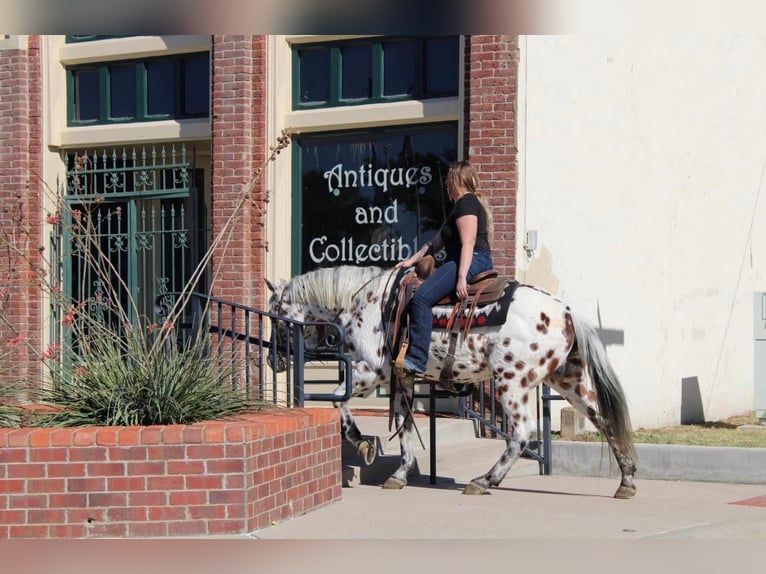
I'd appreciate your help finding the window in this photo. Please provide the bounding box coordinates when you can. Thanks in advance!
[293,36,459,109]
[294,124,458,274]
[67,52,209,125]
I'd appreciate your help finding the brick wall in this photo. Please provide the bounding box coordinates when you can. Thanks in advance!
[210,35,268,309]
[0,408,341,538]
[465,35,519,280]
[0,35,43,384]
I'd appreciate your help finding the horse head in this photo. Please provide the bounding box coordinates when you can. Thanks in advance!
[265,277,293,373]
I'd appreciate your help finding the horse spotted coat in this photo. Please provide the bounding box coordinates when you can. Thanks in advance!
[266,265,637,498]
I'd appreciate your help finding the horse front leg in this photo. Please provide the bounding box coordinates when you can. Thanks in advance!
[383,372,418,489]
[333,361,384,466]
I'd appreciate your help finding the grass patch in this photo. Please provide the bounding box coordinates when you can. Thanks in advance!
[554,411,766,448]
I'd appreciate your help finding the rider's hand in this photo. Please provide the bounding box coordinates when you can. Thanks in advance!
[456,276,468,299]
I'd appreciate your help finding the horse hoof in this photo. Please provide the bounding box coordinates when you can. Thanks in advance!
[614,485,636,499]
[462,482,490,495]
[382,477,406,490]
[357,441,376,466]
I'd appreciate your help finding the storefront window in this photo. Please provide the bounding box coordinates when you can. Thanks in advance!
[295,124,457,274]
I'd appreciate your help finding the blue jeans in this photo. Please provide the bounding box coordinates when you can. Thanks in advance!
[404,250,493,372]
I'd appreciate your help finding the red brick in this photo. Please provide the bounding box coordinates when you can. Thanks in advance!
[27,508,66,523]
[6,429,31,447]
[126,461,166,475]
[186,475,224,490]
[128,491,167,506]
[90,523,128,538]
[47,463,86,478]
[88,492,127,507]
[49,493,87,508]
[69,447,108,461]
[146,475,184,490]
[107,507,147,522]
[9,524,48,538]
[26,478,65,493]
[107,476,146,491]
[50,430,73,447]
[86,462,125,476]
[161,427,184,444]
[0,510,26,525]
[117,427,141,445]
[28,448,66,463]
[167,520,206,536]
[109,446,148,461]
[148,506,186,521]
[189,505,226,520]
[145,445,183,460]
[7,463,45,479]
[48,524,87,538]
[29,429,52,447]
[140,427,163,444]
[167,460,205,475]
[67,477,106,492]
[208,519,245,535]
[95,428,120,446]
[72,428,98,447]
[169,491,207,505]
[187,444,226,459]
[9,494,47,509]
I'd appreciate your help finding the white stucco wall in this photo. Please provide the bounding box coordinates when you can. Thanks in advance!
[518,35,766,428]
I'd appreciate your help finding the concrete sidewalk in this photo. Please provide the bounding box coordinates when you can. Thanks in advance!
[251,415,766,540]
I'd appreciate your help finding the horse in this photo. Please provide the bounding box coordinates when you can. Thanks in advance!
[265,265,637,498]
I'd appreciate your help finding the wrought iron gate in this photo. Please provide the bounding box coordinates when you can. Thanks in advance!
[50,145,205,349]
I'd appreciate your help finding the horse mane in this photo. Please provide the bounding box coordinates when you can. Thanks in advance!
[287,265,387,311]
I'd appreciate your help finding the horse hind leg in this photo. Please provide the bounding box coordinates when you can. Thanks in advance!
[382,373,418,489]
[549,357,637,499]
[464,383,534,495]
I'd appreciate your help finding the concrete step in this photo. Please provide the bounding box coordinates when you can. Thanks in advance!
[341,414,540,487]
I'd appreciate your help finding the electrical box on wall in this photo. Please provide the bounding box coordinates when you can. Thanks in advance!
[755,292,766,423]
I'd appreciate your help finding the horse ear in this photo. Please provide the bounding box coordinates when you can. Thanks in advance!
[264,278,277,293]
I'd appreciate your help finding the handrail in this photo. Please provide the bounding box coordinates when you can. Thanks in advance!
[154,291,353,406]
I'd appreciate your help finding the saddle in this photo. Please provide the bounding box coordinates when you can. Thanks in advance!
[390,256,507,388]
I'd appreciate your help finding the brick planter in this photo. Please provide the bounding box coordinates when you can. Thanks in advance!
[0,408,341,538]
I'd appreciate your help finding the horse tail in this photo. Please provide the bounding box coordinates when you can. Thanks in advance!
[570,312,636,462]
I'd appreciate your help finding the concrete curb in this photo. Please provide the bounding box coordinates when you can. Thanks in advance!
[552,441,766,484]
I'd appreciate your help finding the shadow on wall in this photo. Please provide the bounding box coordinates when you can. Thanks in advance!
[681,375,705,424]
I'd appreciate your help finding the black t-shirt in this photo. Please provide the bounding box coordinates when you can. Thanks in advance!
[440,193,491,259]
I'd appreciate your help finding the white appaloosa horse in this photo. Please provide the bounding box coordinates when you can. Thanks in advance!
[265,265,637,498]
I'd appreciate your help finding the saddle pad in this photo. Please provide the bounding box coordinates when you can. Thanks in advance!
[432,280,519,330]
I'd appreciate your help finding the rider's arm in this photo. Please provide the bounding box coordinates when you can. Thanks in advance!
[455,214,478,298]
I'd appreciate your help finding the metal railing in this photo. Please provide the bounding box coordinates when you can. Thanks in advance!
[155,292,353,406]
[457,381,564,475]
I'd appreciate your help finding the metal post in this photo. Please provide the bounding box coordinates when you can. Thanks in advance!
[430,384,437,484]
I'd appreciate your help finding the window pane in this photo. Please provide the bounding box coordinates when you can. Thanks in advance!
[109,64,136,119]
[147,61,174,116]
[383,40,416,96]
[298,126,457,273]
[299,47,330,103]
[73,69,100,121]
[425,37,459,95]
[341,44,371,100]
[182,56,209,116]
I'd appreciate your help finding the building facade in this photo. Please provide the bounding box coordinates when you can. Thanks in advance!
[1,34,762,429]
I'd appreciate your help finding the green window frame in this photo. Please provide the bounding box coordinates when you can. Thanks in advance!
[66,52,210,126]
[292,36,459,110]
